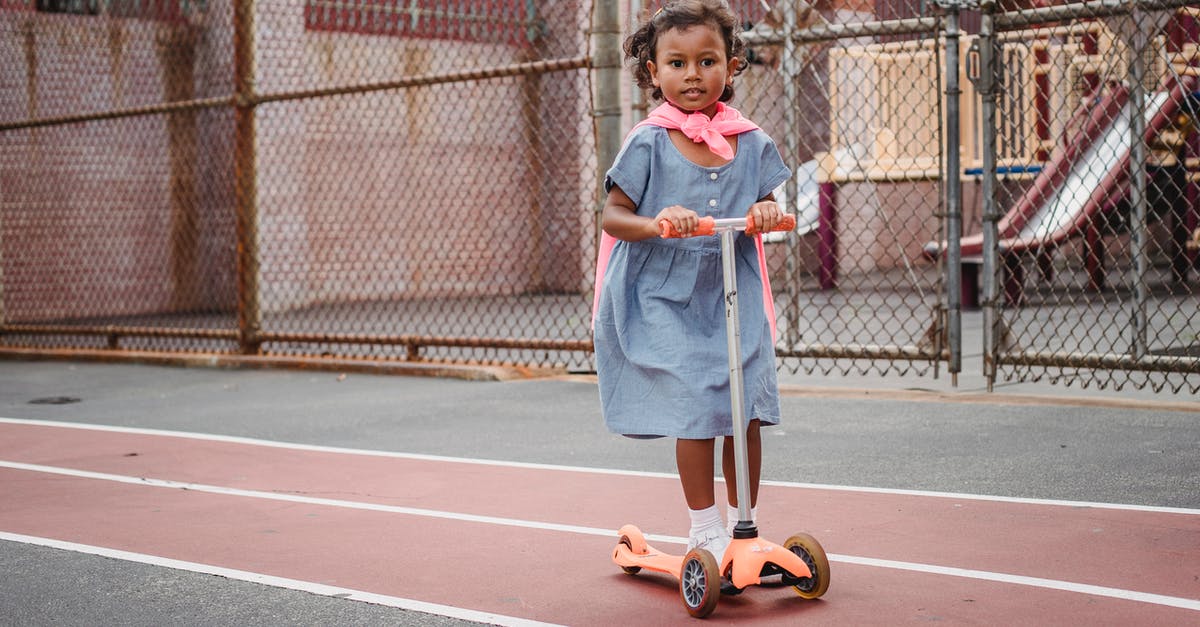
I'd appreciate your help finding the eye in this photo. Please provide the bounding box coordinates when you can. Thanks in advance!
[701,59,716,67]
[670,60,684,68]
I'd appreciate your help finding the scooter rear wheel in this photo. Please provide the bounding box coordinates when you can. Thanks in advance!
[617,538,642,575]
[680,548,720,618]
[783,533,830,599]
[616,525,648,575]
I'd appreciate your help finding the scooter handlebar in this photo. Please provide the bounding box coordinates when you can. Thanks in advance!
[658,214,797,239]
[659,217,716,238]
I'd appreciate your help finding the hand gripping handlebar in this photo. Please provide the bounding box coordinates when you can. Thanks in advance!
[659,214,797,238]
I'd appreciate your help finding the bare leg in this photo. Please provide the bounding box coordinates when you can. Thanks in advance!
[722,419,761,509]
[676,438,717,510]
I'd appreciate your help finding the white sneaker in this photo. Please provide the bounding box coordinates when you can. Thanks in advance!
[687,525,730,561]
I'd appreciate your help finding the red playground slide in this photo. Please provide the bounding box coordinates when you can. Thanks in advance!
[925,75,1197,305]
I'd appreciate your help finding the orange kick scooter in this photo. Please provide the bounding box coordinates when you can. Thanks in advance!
[610,213,831,618]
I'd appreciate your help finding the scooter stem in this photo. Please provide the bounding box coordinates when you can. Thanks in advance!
[720,229,756,539]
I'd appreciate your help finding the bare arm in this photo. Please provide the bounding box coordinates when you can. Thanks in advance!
[602,184,701,241]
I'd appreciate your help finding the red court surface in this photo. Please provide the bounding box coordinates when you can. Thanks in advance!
[2,417,1199,625]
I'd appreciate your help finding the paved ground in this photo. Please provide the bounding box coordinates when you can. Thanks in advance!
[1,358,1198,625]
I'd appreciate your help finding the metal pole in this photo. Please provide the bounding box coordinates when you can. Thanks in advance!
[0,197,5,327]
[592,0,622,262]
[629,0,647,123]
[589,2,621,371]
[157,29,202,312]
[975,2,1000,392]
[721,229,755,536]
[233,0,262,354]
[518,45,547,291]
[941,2,963,383]
[1128,11,1149,359]
[782,0,802,349]
[993,0,1196,31]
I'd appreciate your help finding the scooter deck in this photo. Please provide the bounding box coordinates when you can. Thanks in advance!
[613,539,685,579]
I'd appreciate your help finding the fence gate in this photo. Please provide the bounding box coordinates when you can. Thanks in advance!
[719,0,1200,393]
[973,0,1200,393]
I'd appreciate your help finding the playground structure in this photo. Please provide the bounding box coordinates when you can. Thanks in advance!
[924,75,1199,307]
[791,7,1200,308]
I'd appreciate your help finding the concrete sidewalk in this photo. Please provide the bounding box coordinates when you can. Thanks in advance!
[773,364,1200,412]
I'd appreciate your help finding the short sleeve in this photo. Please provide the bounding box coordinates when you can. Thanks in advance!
[756,133,791,200]
[604,126,656,206]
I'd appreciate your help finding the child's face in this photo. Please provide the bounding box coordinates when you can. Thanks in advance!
[647,24,737,118]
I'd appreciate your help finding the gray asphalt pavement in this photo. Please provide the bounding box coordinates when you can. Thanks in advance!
[2,358,1198,625]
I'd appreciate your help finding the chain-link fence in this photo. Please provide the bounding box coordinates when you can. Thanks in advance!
[732,1,952,381]
[729,0,1199,393]
[2,0,1198,393]
[1,0,597,370]
[970,0,1200,392]
[950,0,1195,389]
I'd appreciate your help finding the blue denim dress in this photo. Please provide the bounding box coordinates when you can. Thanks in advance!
[595,125,790,439]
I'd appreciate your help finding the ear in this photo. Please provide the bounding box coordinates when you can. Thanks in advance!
[647,59,660,87]
[726,56,739,81]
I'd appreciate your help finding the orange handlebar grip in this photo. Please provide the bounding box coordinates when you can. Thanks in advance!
[746,214,797,234]
[659,216,716,238]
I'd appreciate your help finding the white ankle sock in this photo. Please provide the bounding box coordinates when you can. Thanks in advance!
[726,503,757,533]
[688,504,723,537]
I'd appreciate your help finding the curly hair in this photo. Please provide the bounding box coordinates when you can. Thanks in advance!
[624,0,748,104]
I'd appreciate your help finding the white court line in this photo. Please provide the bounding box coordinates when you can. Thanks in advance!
[0,460,622,539]
[0,531,563,627]
[835,554,1200,612]
[3,459,1199,612]
[3,416,1198,516]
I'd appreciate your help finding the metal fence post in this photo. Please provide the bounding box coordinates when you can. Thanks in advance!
[939,0,964,382]
[780,0,802,348]
[1127,9,1150,359]
[233,0,262,355]
[629,0,647,123]
[973,1,999,392]
[591,0,622,279]
[0,201,5,331]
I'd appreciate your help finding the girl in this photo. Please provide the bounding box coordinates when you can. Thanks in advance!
[594,0,790,561]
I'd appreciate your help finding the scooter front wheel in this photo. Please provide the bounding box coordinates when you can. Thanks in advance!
[680,548,720,618]
[783,533,831,599]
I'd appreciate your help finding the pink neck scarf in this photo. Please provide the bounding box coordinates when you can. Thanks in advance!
[593,102,779,342]
[637,102,760,160]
